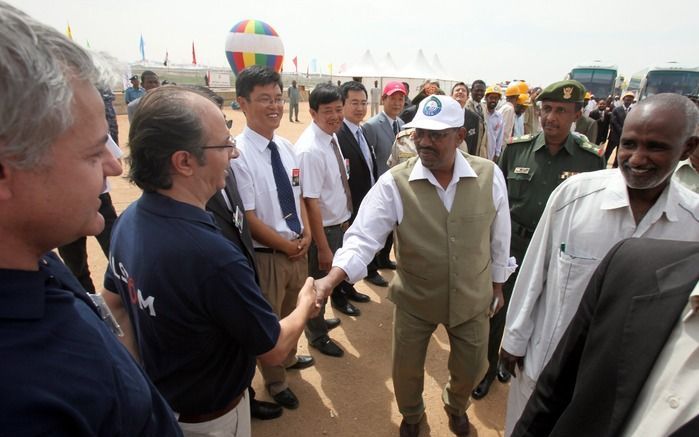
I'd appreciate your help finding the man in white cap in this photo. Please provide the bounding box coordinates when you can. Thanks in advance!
[314,95,514,437]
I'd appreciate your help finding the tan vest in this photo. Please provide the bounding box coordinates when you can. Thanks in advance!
[389,152,495,326]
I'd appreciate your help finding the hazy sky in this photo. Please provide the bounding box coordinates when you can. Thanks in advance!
[8,0,699,86]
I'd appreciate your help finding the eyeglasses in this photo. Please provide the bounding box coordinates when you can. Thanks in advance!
[252,97,285,106]
[200,135,237,151]
[413,128,457,142]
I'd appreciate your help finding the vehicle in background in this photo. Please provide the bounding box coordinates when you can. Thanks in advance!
[626,62,699,101]
[567,63,619,99]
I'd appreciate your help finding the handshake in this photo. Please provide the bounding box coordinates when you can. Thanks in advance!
[297,267,347,318]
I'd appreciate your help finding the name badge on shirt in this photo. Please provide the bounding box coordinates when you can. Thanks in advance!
[291,168,300,187]
[344,159,350,177]
[514,167,530,174]
[233,205,244,233]
[560,171,579,180]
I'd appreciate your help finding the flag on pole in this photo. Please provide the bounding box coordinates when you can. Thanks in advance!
[86,39,91,48]
[292,56,298,73]
[139,34,145,61]
[327,64,333,76]
[191,42,197,65]
[66,23,73,40]
[163,50,169,66]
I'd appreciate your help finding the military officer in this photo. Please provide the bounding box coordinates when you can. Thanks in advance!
[471,80,606,401]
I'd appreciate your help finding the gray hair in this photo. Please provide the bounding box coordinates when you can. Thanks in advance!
[0,1,98,169]
[634,93,699,141]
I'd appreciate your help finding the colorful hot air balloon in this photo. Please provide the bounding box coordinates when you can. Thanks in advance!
[225,19,284,76]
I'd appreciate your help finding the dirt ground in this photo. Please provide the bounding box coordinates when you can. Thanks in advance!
[85,102,509,437]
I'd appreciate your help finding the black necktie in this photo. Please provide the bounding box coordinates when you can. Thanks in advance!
[392,120,399,136]
[268,141,301,235]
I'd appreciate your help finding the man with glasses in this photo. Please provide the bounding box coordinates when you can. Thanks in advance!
[103,85,319,437]
[231,66,316,411]
[313,95,513,437]
[337,81,387,289]
[296,84,352,357]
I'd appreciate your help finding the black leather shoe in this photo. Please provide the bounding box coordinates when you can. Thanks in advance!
[347,290,371,302]
[250,398,283,420]
[399,419,420,437]
[496,365,512,383]
[310,335,344,357]
[331,297,361,316]
[364,272,388,287]
[272,388,299,410]
[446,409,470,436]
[377,259,397,270]
[324,318,341,331]
[471,376,494,400]
[286,355,314,370]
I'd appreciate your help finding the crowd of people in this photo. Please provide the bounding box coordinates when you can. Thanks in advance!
[2,2,699,437]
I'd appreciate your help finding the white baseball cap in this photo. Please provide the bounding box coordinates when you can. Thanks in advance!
[403,95,464,130]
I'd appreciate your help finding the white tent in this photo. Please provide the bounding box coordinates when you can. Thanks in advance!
[377,52,400,77]
[338,49,380,77]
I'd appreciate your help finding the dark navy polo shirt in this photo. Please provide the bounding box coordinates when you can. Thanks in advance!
[105,192,280,416]
[0,252,182,436]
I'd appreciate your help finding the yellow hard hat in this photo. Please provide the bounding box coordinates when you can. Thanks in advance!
[485,85,502,96]
[505,82,520,97]
[518,81,529,94]
[517,93,531,106]
[584,91,592,99]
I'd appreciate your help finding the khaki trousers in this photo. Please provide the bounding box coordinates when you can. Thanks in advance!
[392,306,489,424]
[254,251,308,395]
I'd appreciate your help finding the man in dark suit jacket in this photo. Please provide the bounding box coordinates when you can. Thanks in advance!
[362,81,407,269]
[589,98,611,145]
[512,238,699,437]
[607,92,635,165]
[337,81,388,289]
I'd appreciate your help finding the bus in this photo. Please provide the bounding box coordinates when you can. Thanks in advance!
[626,62,699,101]
[567,63,618,99]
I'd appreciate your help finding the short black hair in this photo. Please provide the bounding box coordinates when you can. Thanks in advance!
[340,81,367,100]
[471,79,486,89]
[451,82,468,94]
[141,70,157,82]
[128,86,207,192]
[309,83,343,111]
[235,65,283,100]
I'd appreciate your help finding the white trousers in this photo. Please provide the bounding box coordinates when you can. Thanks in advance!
[179,391,251,437]
[504,372,537,437]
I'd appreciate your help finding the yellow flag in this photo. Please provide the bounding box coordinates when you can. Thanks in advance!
[66,23,73,40]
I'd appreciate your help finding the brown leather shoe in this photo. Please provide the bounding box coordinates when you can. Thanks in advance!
[446,409,470,436]
[399,418,420,437]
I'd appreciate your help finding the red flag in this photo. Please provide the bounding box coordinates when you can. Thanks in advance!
[292,56,298,73]
[191,42,197,65]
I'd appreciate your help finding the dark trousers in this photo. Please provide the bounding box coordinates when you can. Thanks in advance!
[377,232,394,265]
[485,230,530,379]
[57,193,117,293]
[305,224,344,343]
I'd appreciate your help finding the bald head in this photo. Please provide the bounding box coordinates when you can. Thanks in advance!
[627,93,699,142]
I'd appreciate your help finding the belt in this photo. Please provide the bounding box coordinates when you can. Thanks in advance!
[178,392,244,424]
[325,221,350,232]
[254,247,276,253]
[512,221,535,239]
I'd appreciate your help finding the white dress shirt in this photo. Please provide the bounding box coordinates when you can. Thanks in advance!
[623,282,699,437]
[498,102,515,144]
[503,169,699,381]
[334,152,516,284]
[231,127,303,246]
[486,110,504,160]
[343,119,375,184]
[295,122,352,227]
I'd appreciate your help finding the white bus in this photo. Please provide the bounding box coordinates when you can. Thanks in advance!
[626,62,699,100]
[567,63,618,99]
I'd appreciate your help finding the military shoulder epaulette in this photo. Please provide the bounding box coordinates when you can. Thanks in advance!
[508,134,533,144]
[571,132,604,157]
[396,128,414,138]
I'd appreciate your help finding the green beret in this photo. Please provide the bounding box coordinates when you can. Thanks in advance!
[538,80,586,103]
